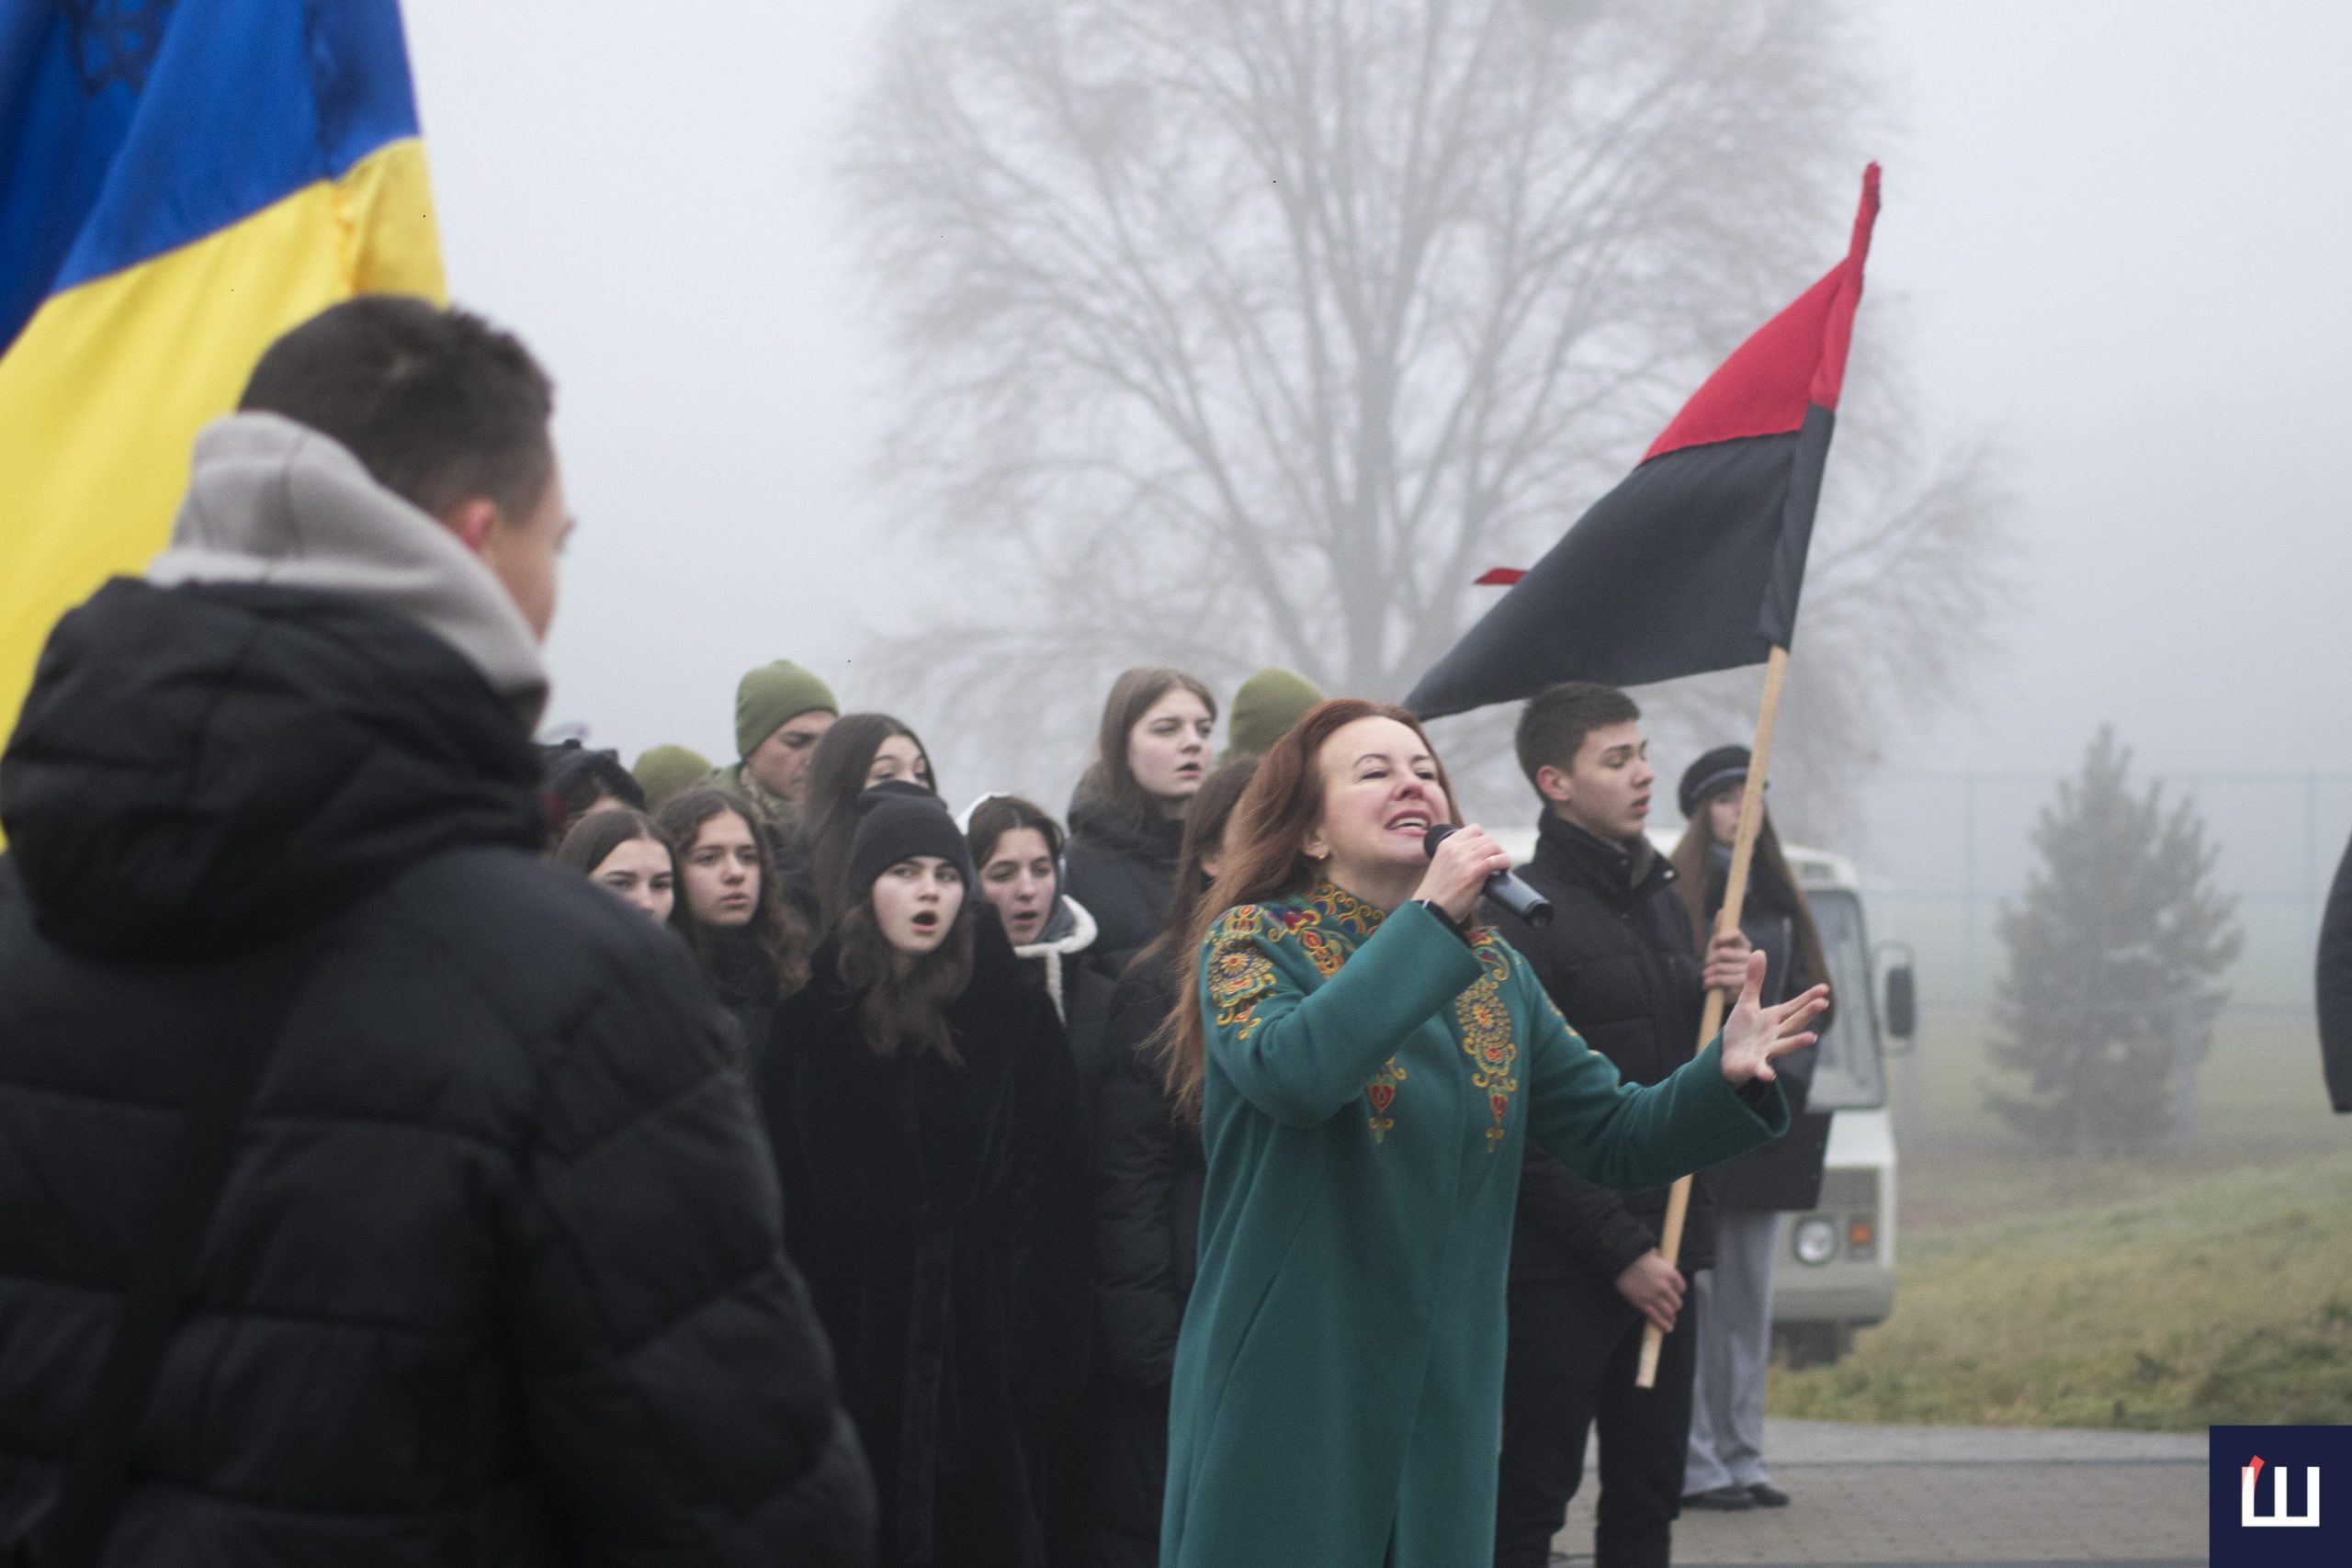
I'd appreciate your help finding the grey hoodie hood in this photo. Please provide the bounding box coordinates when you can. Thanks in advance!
[147,412,550,731]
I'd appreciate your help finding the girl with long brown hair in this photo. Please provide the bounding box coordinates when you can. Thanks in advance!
[553,807,677,924]
[1668,746,1835,1513]
[1063,667,1217,975]
[655,786,811,1059]
[755,786,1089,1568]
[1154,700,1826,1568]
[795,712,938,926]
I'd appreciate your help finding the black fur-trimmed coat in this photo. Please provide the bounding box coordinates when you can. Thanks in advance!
[758,936,1092,1567]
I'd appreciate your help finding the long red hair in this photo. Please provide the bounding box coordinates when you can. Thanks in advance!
[1160,699,1463,1122]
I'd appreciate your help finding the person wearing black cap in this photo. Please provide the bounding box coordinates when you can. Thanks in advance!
[1668,747,1834,1513]
[1487,683,1758,1568]
[755,784,1091,1568]
[539,739,646,847]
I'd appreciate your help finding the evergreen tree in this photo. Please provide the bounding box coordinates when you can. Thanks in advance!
[1985,728,2242,1154]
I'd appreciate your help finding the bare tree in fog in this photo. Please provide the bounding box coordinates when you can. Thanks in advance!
[842,0,2007,822]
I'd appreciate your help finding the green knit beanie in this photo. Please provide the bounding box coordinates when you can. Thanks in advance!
[1224,667,1326,761]
[734,660,839,760]
[631,744,712,811]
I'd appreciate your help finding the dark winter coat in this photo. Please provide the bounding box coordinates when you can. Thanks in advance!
[1487,812,1718,1280]
[757,931,1092,1567]
[703,921,786,1066]
[1061,797,1184,979]
[0,579,872,1566]
[1081,956,1206,1565]
[2323,831,2352,1112]
[1702,894,1834,1212]
[1014,894,1119,1109]
[776,837,824,928]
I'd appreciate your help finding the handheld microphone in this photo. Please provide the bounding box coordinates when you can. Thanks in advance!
[1423,824,1553,928]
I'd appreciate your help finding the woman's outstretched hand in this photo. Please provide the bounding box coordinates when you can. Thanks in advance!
[1718,950,1830,1086]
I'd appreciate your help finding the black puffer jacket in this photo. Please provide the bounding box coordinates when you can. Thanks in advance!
[1061,797,1184,979]
[0,579,873,1565]
[1081,956,1205,1566]
[1487,813,1717,1280]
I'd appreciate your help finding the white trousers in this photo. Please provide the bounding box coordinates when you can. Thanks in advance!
[1683,1209,1779,1493]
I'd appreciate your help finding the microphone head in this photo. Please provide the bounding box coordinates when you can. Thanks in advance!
[1421,823,1455,861]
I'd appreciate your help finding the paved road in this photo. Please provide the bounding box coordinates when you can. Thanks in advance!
[1551,1418,2207,1566]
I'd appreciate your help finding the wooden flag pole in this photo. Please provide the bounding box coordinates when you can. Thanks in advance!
[1635,643,1791,1389]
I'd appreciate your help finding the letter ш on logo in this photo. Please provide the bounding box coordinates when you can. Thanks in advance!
[2241,1455,2321,1529]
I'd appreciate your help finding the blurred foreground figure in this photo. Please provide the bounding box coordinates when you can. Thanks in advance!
[0,298,872,1566]
[2322,830,2352,1111]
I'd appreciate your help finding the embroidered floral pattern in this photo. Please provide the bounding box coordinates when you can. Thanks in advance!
[1365,1059,1408,1142]
[1295,885,1374,977]
[1454,939,1520,1149]
[1206,906,1280,1041]
[1304,880,1385,939]
[1205,885,1522,1148]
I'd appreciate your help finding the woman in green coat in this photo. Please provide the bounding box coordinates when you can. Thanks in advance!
[1155,700,1826,1568]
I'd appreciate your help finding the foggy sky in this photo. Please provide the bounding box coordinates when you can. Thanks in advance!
[402,1,2352,801]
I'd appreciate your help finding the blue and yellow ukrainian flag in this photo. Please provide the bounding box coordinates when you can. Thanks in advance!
[0,0,445,755]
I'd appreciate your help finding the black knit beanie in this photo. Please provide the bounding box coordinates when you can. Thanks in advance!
[1678,745,1752,820]
[847,782,977,897]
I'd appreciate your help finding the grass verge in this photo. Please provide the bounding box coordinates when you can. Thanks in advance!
[1770,1148,2352,1429]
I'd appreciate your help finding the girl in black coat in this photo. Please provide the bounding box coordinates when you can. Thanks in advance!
[538,739,645,847]
[1062,668,1217,976]
[759,788,1091,1568]
[1080,757,1254,1568]
[967,793,1118,1103]
[657,786,811,1061]
[1668,746,1833,1509]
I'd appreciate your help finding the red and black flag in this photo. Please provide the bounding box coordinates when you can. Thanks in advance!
[1408,165,1882,719]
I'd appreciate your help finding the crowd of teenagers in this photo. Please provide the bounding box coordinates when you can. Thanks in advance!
[0,297,1834,1568]
[551,667,1839,1568]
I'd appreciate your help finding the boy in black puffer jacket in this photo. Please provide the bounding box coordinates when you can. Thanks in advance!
[0,299,872,1566]
[1486,684,1754,1568]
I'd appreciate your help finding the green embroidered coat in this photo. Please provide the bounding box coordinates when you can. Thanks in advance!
[1159,886,1788,1568]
